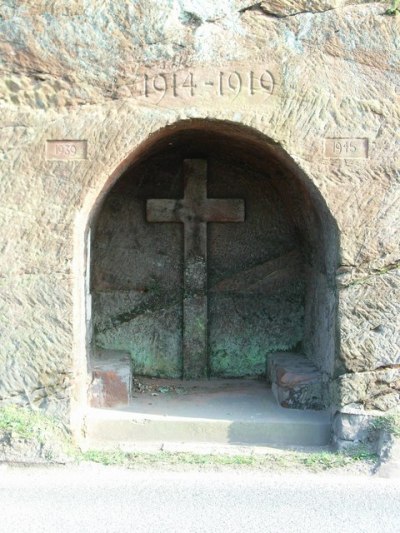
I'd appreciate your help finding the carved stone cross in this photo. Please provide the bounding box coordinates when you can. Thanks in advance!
[146,159,245,378]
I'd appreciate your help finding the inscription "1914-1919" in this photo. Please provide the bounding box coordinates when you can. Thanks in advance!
[123,67,276,104]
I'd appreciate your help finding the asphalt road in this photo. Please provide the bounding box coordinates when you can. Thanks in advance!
[0,464,399,533]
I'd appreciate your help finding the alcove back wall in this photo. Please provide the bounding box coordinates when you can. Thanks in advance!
[91,130,308,378]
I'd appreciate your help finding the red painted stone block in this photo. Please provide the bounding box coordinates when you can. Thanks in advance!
[90,352,132,408]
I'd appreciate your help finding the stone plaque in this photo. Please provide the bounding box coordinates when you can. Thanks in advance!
[46,140,87,160]
[324,138,369,159]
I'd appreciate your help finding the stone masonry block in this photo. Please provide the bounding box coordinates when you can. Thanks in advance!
[333,368,400,411]
[332,412,373,442]
[268,352,324,410]
[90,350,132,408]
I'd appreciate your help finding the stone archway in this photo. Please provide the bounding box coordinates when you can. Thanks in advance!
[87,120,338,413]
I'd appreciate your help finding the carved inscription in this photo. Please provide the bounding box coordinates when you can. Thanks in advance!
[142,70,273,100]
[324,138,369,159]
[46,140,87,160]
[120,66,276,106]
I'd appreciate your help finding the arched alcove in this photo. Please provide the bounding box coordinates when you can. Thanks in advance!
[87,119,339,412]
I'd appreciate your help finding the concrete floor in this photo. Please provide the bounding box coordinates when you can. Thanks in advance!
[85,378,331,449]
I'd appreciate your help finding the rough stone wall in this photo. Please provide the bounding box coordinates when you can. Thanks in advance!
[0,1,399,423]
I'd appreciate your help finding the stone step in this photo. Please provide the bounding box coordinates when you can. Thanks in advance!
[267,352,324,410]
[84,379,331,449]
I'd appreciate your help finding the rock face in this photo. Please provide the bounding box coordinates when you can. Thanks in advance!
[0,1,399,435]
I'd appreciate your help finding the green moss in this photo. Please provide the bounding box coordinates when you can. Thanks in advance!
[0,405,63,441]
[370,413,400,438]
[386,0,400,15]
[81,449,128,465]
[210,345,266,377]
[0,404,74,459]
[79,448,378,472]
[302,448,376,470]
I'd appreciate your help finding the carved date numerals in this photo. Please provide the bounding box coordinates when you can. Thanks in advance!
[140,69,274,101]
[46,140,87,160]
[219,71,274,97]
[324,138,369,159]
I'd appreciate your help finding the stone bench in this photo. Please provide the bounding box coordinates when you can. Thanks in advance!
[89,350,132,408]
[267,352,324,410]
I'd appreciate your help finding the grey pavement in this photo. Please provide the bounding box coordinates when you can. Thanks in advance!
[0,464,399,533]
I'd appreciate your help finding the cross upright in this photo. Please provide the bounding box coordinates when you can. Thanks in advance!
[146,159,245,379]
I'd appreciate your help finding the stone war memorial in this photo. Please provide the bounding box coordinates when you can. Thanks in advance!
[0,0,399,450]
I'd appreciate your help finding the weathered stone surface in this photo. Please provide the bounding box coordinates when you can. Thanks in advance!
[0,432,71,464]
[338,268,400,372]
[90,351,132,408]
[268,353,325,409]
[376,430,400,478]
[147,159,245,379]
[0,405,73,463]
[0,0,398,426]
[332,412,373,442]
[246,1,378,17]
[334,368,400,411]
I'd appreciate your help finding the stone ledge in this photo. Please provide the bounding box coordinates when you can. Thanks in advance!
[268,352,324,410]
[89,350,132,409]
